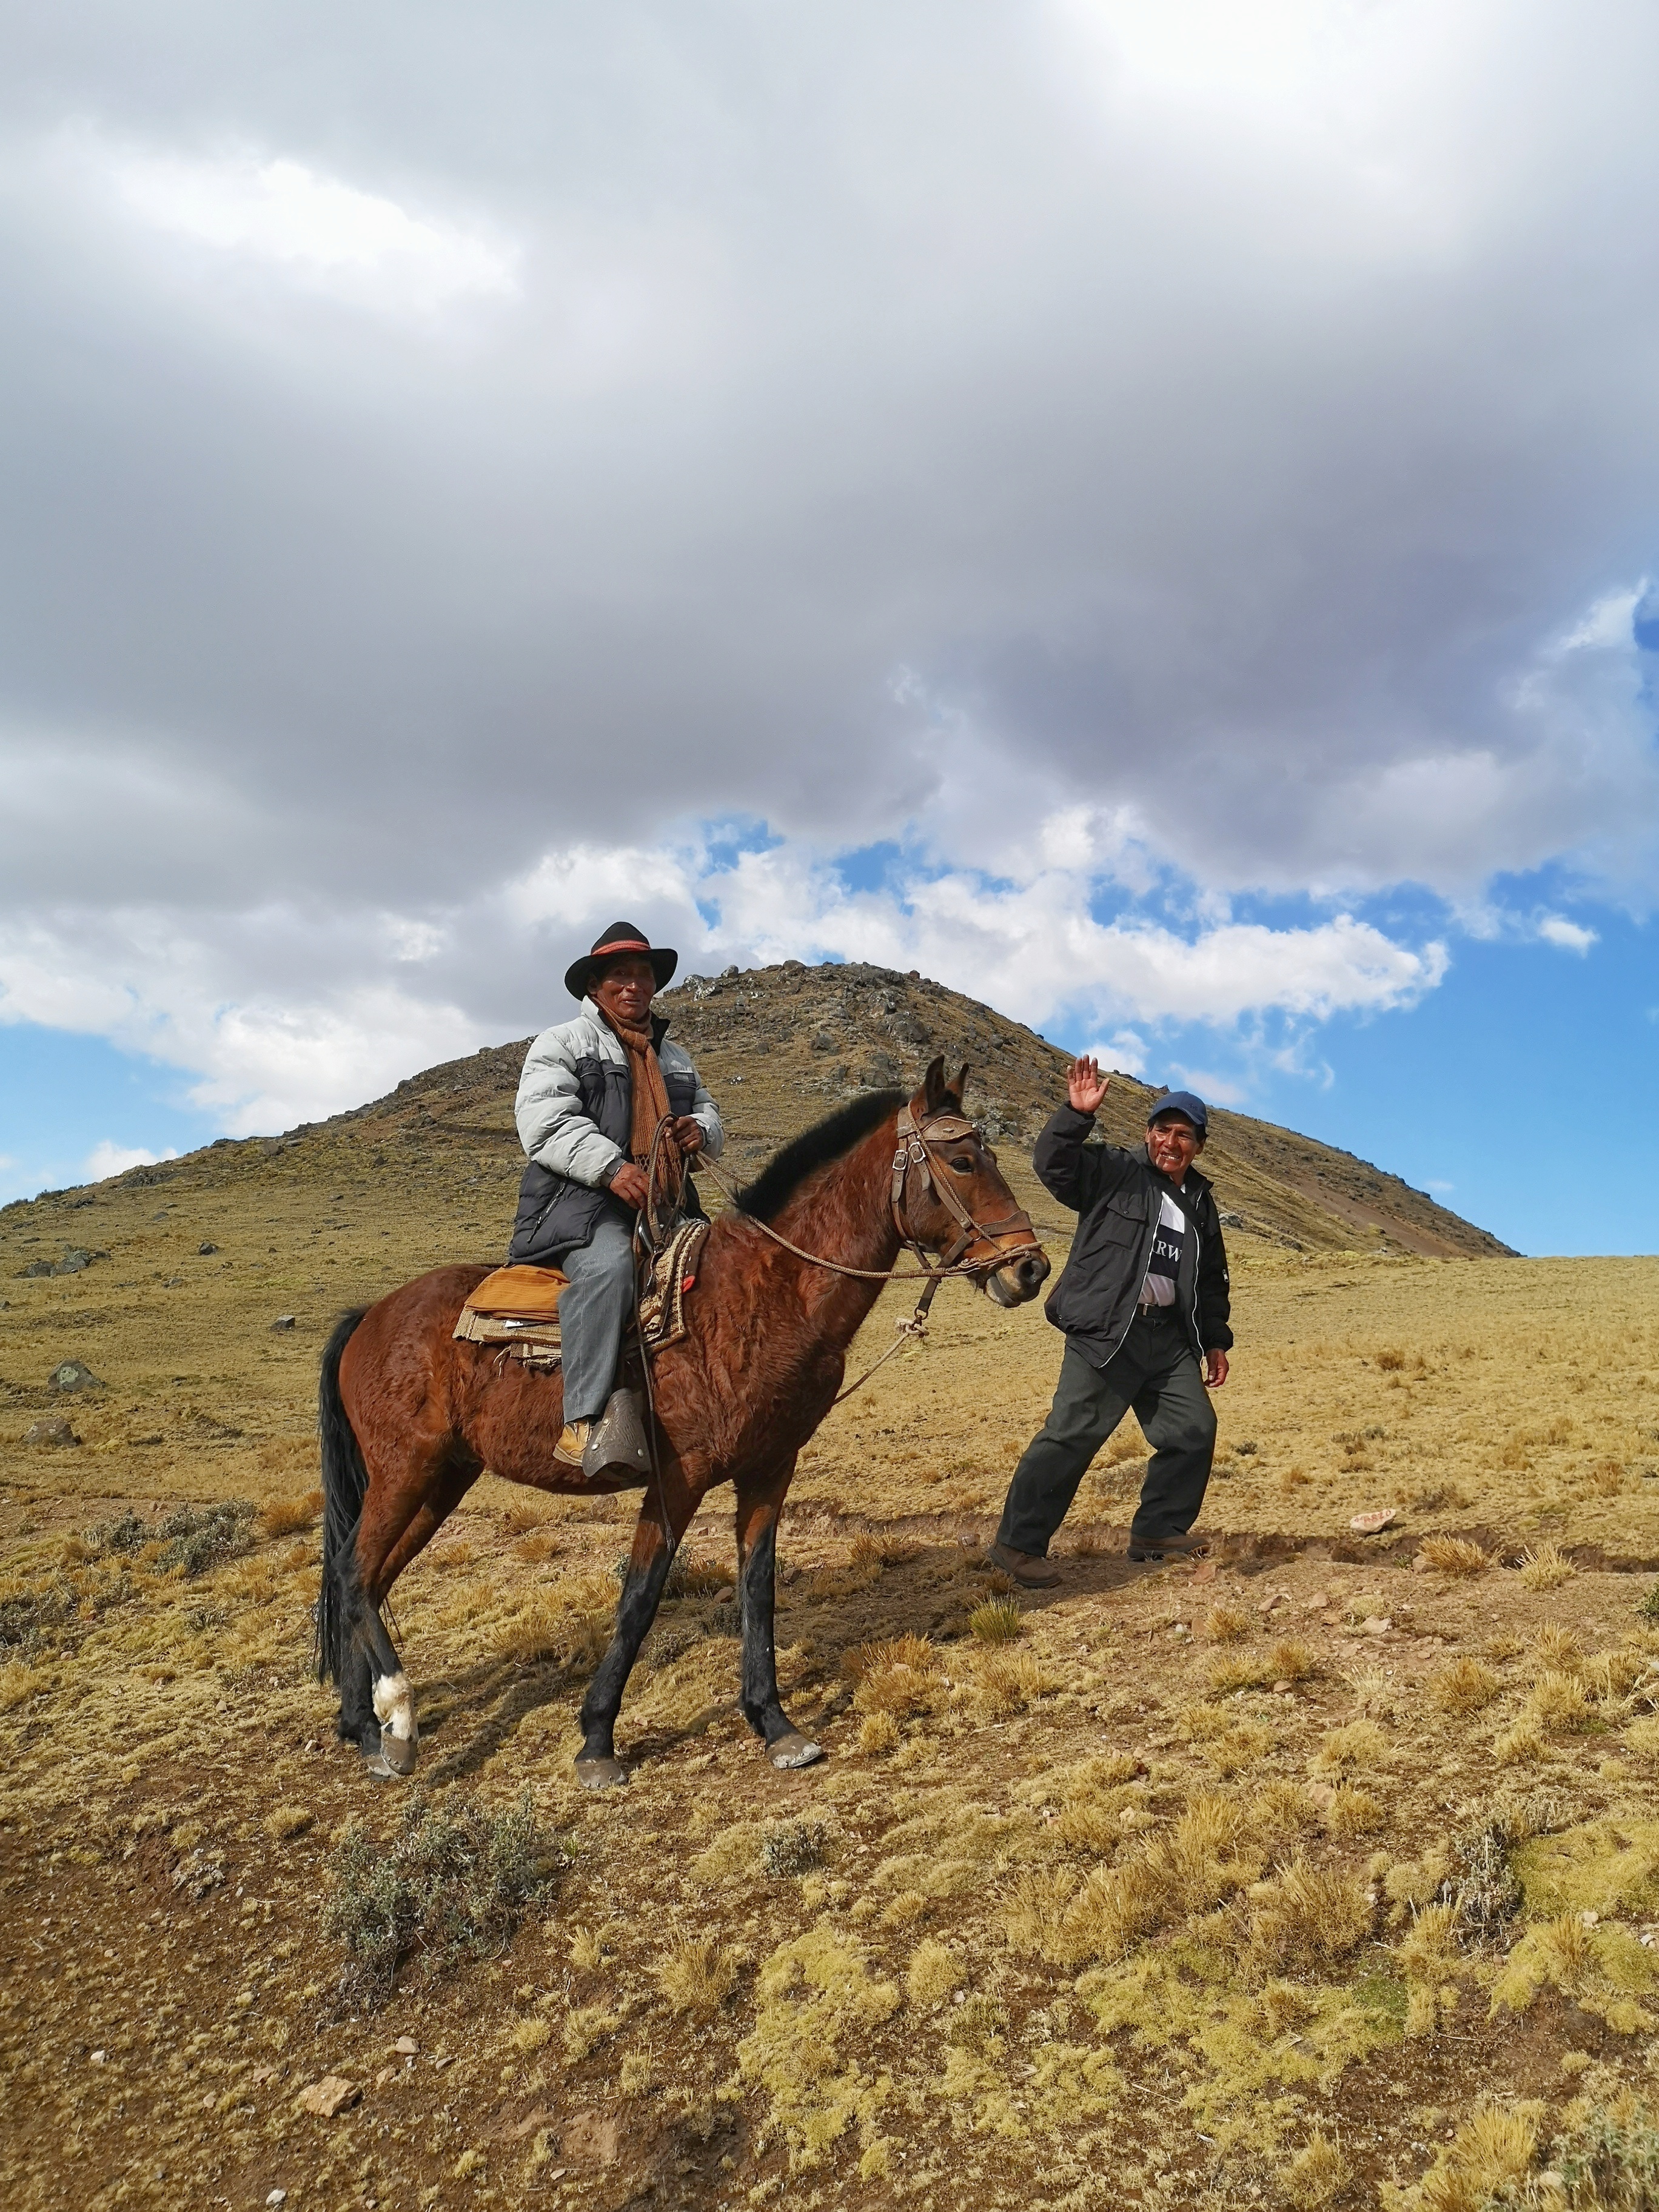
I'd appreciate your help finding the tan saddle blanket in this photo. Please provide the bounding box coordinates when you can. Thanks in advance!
[452,1218,710,1370]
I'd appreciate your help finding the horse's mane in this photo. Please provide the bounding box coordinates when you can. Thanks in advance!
[734,1090,905,1222]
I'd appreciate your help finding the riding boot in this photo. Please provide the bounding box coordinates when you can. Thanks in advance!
[581,1387,652,1483]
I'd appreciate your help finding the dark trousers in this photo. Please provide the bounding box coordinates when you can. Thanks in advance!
[996,1314,1217,1557]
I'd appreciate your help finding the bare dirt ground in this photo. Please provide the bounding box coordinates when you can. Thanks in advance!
[2,1088,1658,2211]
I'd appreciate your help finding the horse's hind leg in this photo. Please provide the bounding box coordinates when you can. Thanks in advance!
[575,1457,700,1790]
[346,1451,478,1777]
[736,1467,822,1770]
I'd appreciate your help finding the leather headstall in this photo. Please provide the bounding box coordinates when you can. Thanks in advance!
[891,1102,1040,1310]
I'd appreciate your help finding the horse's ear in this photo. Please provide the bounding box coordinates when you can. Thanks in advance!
[921,1056,948,1114]
[951,1062,970,1108]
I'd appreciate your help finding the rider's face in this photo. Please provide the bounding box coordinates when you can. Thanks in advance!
[592,955,657,1027]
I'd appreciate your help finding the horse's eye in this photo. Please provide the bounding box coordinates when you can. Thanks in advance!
[950,1156,975,1173]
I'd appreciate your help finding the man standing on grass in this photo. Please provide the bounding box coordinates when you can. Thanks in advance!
[987,1059,1233,1587]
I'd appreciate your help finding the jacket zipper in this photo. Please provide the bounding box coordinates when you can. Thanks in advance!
[1092,1179,1203,1366]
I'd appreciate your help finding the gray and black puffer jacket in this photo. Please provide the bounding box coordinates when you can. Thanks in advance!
[1034,1104,1232,1370]
[507,1004,724,1264]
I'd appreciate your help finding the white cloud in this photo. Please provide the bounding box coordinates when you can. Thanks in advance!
[1536,914,1597,953]
[108,145,519,313]
[85,1140,179,1181]
[0,4,1656,1130]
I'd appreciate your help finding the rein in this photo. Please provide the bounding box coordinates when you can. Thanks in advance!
[689,1102,1043,1404]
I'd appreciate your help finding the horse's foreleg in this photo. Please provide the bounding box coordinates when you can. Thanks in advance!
[736,1469,822,1770]
[575,1459,699,1791]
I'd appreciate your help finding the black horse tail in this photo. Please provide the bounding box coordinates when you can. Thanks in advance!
[315,1308,370,1685]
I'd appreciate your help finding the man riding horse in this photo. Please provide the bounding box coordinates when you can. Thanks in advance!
[507,923,723,1479]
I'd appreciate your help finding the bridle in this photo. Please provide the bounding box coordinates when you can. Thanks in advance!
[887,1102,1042,1322]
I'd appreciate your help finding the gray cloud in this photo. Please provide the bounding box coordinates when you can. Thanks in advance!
[1,1,1656,1119]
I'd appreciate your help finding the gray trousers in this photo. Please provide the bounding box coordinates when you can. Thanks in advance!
[555,1216,637,1423]
[996,1313,1217,1556]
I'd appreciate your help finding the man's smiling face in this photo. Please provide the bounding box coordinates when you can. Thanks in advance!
[1146,1111,1202,1182]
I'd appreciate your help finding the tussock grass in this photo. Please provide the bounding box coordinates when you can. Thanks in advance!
[1418,2103,1541,2212]
[964,1648,1058,1720]
[1527,1669,1595,1734]
[264,1803,314,1842]
[1326,1785,1383,1838]
[258,1489,323,1539]
[1248,1779,1323,1852]
[0,1658,49,1711]
[845,1634,947,1718]
[1205,1638,1318,1694]
[1057,1792,1255,1965]
[1245,1857,1372,1976]
[849,1531,920,1570]
[1419,1536,1492,1578]
[1397,1901,1461,1985]
[1517,1542,1575,1591]
[905,1938,964,2004]
[656,1937,740,2013]
[1375,1347,1406,1372]
[562,2004,620,2061]
[1000,1866,1078,1953]
[1282,2129,1350,2207]
[495,1574,615,1672]
[857,1711,900,1754]
[1202,1604,1251,1643]
[1430,1657,1501,1714]
[1315,1718,1390,1772]
[324,1788,561,2002]
[1255,1979,1319,2037]
[967,1597,1025,1644]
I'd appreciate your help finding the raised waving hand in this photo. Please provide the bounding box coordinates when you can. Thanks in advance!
[1067,1055,1110,1115]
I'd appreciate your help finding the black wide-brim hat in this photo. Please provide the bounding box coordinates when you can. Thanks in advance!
[564,921,679,1002]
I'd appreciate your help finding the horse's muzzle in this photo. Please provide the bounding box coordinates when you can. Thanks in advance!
[984,1247,1051,1307]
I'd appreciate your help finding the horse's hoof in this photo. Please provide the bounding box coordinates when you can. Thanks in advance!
[768,1732,823,1770]
[361,1751,397,1780]
[378,1728,418,1777]
[575,1756,629,1791]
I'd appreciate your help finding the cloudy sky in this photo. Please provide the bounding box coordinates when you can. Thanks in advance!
[1,1,1655,1253]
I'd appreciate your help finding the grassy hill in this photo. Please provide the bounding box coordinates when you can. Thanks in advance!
[287,957,1510,1264]
[8,965,1659,2212]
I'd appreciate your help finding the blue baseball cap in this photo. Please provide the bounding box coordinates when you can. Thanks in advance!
[1147,1089,1208,1135]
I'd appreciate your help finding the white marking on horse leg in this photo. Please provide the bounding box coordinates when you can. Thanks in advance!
[372,1670,419,1772]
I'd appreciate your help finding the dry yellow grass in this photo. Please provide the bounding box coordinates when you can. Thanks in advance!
[656,1937,740,2014]
[1282,2129,1350,2207]
[257,1487,323,1538]
[1418,1536,1492,1578]
[4,1044,1659,2209]
[967,1596,1025,1644]
[1517,1541,1576,1590]
[1430,1656,1501,1714]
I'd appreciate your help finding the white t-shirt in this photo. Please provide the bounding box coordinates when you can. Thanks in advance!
[1140,1190,1188,1307]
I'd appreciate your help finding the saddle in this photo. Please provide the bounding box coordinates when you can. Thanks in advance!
[452,1218,710,1372]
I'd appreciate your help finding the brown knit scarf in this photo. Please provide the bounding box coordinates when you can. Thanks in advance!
[597,1006,682,1196]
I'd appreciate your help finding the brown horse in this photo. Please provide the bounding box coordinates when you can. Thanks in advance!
[314,1058,1050,1788]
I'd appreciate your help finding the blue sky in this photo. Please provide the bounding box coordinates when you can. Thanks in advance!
[3,6,1659,1259]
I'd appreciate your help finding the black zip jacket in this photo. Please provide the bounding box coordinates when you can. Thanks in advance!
[1034,1105,1233,1369]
